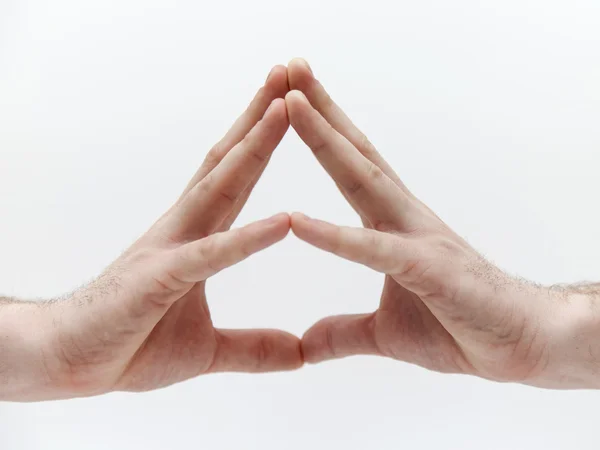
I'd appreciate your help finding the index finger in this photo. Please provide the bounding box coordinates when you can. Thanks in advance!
[169,99,289,241]
[286,90,411,228]
[178,65,289,202]
[287,58,408,192]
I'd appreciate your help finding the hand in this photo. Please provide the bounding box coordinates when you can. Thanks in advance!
[34,66,301,400]
[285,59,590,388]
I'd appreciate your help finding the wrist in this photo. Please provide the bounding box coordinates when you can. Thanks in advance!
[0,299,65,401]
[533,288,600,389]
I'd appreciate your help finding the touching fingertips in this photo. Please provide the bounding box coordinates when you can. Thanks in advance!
[264,64,290,97]
[263,98,289,126]
[284,90,310,115]
[269,212,292,227]
[290,57,313,75]
[265,97,281,115]
[290,213,331,249]
[251,213,291,244]
[287,58,315,92]
[299,332,324,364]
[290,212,312,233]
[261,212,291,234]
[211,329,303,373]
[291,213,331,231]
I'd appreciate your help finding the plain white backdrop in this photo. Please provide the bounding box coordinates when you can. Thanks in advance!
[1,0,600,448]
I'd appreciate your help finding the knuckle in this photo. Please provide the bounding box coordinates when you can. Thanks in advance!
[233,228,252,259]
[218,190,237,204]
[253,336,272,370]
[311,140,329,156]
[150,267,189,299]
[397,258,432,284]
[239,242,252,259]
[324,326,336,358]
[366,162,384,183]
[330,227,344,254]
[204,145,224,168]
[198,238,220,273]
[198,173,214,194]
[346,179,363,196]
[359,133,377,155]
[366,233,381,267]
[240,131,254,149]
[250,150,268,164]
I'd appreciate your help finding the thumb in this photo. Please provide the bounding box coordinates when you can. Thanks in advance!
[301,313,381,363]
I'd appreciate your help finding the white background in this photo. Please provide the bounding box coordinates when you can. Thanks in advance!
[1,0,600,448]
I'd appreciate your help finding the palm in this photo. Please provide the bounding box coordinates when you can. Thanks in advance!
[374,276,469,374]
[287,59,545,384]
[50,66,302,398]
[345,211,470,374]
[118,283,216,391]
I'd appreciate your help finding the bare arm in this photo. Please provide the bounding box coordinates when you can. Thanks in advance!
[0,65,302,402]
[286,58,600,389]
[0,298,57,400]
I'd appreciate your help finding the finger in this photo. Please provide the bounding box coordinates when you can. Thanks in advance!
[288,58,409,193]
[164,213,290,288]
[178,65,289,201]
[301,313,380,363]
[216,155,271,232]
[290,212,423,276]
[286,90,411,228]
[171,99,289,240]
[209,329,303,373]
[335,180,371,228]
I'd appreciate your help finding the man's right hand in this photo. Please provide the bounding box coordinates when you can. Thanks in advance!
[286,58,600,390]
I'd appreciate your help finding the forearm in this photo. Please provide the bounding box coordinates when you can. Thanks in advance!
[0,297,60,401]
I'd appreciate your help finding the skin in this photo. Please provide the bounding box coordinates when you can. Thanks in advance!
[2,60,600,402]
[0,65,302,402]
[285,58,600,390]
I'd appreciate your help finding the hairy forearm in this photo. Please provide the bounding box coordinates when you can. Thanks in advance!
[0,297,60,401]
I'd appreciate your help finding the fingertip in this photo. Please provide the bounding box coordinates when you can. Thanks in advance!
[300,326,325,364]
[278,332,305,371]
[270,211,291,228]
[288,57,313,73]
[264,212,292,239]
[267,64,287,80]
[290,213,335,253]
[265,65,290,98]
[290,211,309,222]
[285,89,308,105]
[264,98,290,127]
[301,313,379,364]
[284,90,311,124]
[290,212,313,237]
[213,329,304,373]
[288,58,315,91]
[265,97,286,115]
